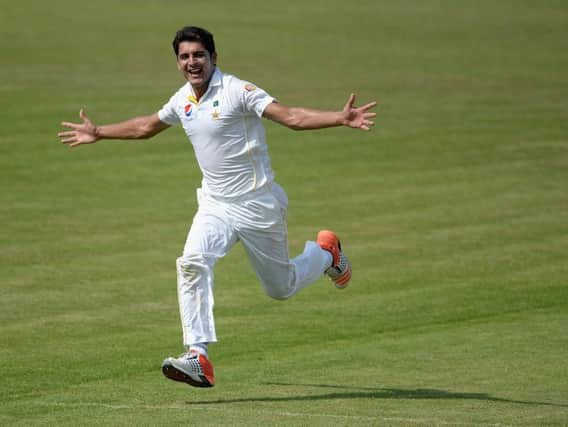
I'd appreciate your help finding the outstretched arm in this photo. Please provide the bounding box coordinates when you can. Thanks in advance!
[58,109,170,147]
[263,93,377,131]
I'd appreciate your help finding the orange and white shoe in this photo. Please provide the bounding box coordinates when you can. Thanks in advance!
[161,352,215,388]
[316,230,352,289]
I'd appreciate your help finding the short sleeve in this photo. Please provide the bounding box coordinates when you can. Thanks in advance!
[157,92,181,125]
[239,81,276,118]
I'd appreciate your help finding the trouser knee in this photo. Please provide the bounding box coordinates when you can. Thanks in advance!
[261,277,295,301]
[176,254,213,288]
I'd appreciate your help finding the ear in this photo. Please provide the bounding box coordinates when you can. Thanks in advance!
[212,52,218,66]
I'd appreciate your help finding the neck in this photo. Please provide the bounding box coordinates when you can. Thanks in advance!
[192,67,216,101]
[193,86,207,101]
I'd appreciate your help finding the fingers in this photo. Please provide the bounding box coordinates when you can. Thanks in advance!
[345,95,377,111]
[61,137,85,147]
[60,121,80,130]
[357,102,377,130]
[359,101,377,112]
[58,128,77,141]
[58,129,82,145]
[346,118,375,131]
[356,119,374,131]
[345,93,356,110]
[59,134,78,144]
[59,109,90,147]
[58,130,75,138]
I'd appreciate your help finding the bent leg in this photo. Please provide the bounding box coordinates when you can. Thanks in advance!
[236,185,332,300]
[240,226,295,300]
[241,231,332,300]
[291,241,332,289]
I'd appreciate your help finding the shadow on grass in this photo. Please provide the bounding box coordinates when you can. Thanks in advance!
[188,382,568,408]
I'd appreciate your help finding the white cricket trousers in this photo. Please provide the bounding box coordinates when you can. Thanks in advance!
[176,183,332,346]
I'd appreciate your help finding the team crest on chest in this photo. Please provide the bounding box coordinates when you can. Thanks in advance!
[184,104,193,117]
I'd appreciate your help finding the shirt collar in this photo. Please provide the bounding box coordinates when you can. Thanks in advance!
[209,67,222,87]
[187,67,222,104]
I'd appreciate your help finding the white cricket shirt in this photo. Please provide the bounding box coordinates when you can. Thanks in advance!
[158,68,276,198]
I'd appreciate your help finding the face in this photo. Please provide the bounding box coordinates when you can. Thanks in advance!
[176,41,217,95]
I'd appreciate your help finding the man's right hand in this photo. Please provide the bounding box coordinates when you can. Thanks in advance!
[59,109,99,147]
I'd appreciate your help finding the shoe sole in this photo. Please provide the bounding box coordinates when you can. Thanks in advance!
[162,363,214,388]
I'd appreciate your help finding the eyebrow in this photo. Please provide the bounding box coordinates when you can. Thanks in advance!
[179,50,207,56]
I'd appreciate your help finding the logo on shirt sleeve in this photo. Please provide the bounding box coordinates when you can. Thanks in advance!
[244,83,257,92]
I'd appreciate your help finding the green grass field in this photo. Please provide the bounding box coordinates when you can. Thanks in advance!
[2,0,568,425]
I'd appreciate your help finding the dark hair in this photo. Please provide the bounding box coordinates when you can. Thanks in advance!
[172,26,216,56]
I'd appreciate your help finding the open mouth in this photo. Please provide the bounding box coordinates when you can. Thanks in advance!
[188,68,202,78]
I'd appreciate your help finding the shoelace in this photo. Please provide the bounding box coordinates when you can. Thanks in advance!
[176,353,204,374]
[326,253,349,277]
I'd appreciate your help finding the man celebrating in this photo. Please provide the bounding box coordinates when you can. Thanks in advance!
[59,26,377,388]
